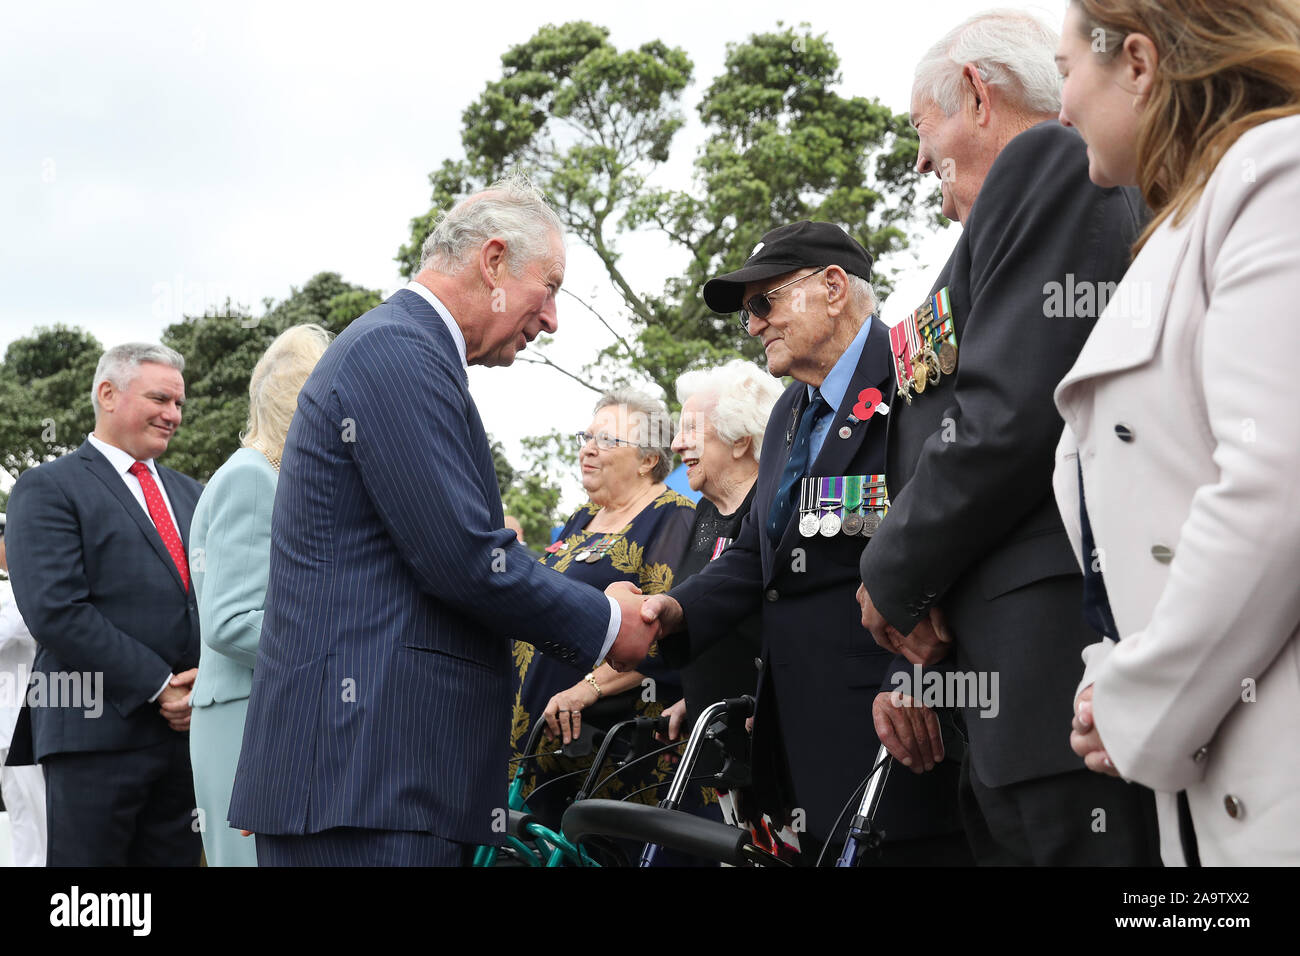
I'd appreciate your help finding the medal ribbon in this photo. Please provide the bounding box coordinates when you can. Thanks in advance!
[845,475,862,514]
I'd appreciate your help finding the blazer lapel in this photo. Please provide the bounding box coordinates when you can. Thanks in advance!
[78,442,188,594]
[809,317,893,480]
[1057,224,1194,396]
[766,387,815,564]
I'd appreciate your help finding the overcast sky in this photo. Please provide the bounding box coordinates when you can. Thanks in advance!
[1,0,1068,503]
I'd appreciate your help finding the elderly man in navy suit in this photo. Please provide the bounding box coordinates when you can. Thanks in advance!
[229,175,659,866]
[641,222,969,865]
[5,342,204,866]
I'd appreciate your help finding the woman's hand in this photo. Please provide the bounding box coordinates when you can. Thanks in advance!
[543,680,601,745]
[1070,684,1119,777]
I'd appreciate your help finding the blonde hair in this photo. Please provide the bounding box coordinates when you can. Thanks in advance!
[242,324,333,459]
[1072,0,1300,253]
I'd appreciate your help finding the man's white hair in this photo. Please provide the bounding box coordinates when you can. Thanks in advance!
[91,342,185,418]
[418,173,564,276]
[676,359,784,463]
[847,274,878,318]
[913,8,1062,116]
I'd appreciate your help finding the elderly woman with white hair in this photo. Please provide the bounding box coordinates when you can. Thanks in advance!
[189,323,332,866]
[661,359,783,740]
[510,389,695,830]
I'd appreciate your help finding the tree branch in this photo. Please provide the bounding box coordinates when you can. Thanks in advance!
[515,352,604,394]
[560,287,634,357]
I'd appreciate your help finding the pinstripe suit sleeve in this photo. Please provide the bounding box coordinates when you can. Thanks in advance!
[194,454,274,670]
[336,320,607,658]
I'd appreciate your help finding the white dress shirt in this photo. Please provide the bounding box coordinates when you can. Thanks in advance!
[86,432,183,701]
[397,281,620,664]
[87,432,182,533]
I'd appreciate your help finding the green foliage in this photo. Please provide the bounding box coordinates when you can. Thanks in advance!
[0,273,381,484]
[0,325,102,479]
[499,431,579,546]
[161,272,382,481]
[399,20,938,525]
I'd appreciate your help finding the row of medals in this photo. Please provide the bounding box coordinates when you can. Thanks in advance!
[900,340,957,401]
[898,298,958,402]
[571,534,616,563]
[797,477,888,538]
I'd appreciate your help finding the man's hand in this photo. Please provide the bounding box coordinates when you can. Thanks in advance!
[656,698,688,743]
[158,668,197,732]
[857,584,953,667]
[872,691,944,773]
[1070,684,1118,777]
[639,592,684,637]
[605,582,658,673]
[542,681,600,745]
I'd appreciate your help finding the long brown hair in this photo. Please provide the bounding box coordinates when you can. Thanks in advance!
[1073,0,1300,252]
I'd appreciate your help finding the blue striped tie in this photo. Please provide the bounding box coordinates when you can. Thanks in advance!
[767,389,828,545]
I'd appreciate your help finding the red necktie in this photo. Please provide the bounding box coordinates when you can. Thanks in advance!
[128,461,190,591]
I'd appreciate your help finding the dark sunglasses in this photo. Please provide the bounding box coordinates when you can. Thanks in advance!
[738,266,827,333]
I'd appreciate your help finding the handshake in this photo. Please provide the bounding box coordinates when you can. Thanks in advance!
[603,581,684,672]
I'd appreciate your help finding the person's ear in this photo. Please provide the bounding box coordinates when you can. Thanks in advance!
[963,63,993,127]
[96,380,117,414]
[824,265,849,316]
[1123,33,1159,99]
[479,238,509,288]
[732,434,753,461]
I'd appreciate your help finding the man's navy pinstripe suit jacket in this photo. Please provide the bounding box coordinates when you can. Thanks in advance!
[228,289,609,846]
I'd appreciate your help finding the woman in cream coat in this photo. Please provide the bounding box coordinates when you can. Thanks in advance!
[1051,0,1300,866]
[190,324,331,866]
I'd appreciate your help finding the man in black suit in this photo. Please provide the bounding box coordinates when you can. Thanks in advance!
[855,10,1160,864]
[5,342,204,866]
[641,222,969,865]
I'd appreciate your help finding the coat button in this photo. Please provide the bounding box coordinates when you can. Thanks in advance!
[1114,423,1135,442]
[754,657,763,670]
[1224,795,1244,819]
[765,589,779,603]
[1151,545,1174,564]
[1193,746,1208,763]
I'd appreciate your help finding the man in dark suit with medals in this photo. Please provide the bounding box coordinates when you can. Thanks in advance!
[642,221,969,865]
[855,10,1161,865]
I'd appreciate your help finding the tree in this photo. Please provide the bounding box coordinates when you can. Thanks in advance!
[0,325,102,480]
[399,20,937,532]
[161,272,382,481]
[0,273,381,485]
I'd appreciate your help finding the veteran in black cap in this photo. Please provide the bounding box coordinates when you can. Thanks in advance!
[641,221,970,865]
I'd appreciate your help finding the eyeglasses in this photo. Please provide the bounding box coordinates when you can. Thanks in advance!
[575,431,642,452]
[738,266,827,333]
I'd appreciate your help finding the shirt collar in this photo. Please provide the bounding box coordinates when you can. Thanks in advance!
[87,432,158,479]
[402,280,468,371]
[808,314,875,412]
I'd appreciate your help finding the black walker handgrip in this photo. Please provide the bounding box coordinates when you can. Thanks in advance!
[561,799,753,866]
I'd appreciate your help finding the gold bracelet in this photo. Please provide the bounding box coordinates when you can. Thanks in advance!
[584,672,603,699]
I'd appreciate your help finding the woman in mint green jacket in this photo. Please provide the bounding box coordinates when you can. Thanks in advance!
[189,324,331,866]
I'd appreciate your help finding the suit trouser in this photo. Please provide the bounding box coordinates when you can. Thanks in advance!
[256,827,472,866]
[959,753,1162,866]
[43,735,202,867]
[0,751,47,867]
